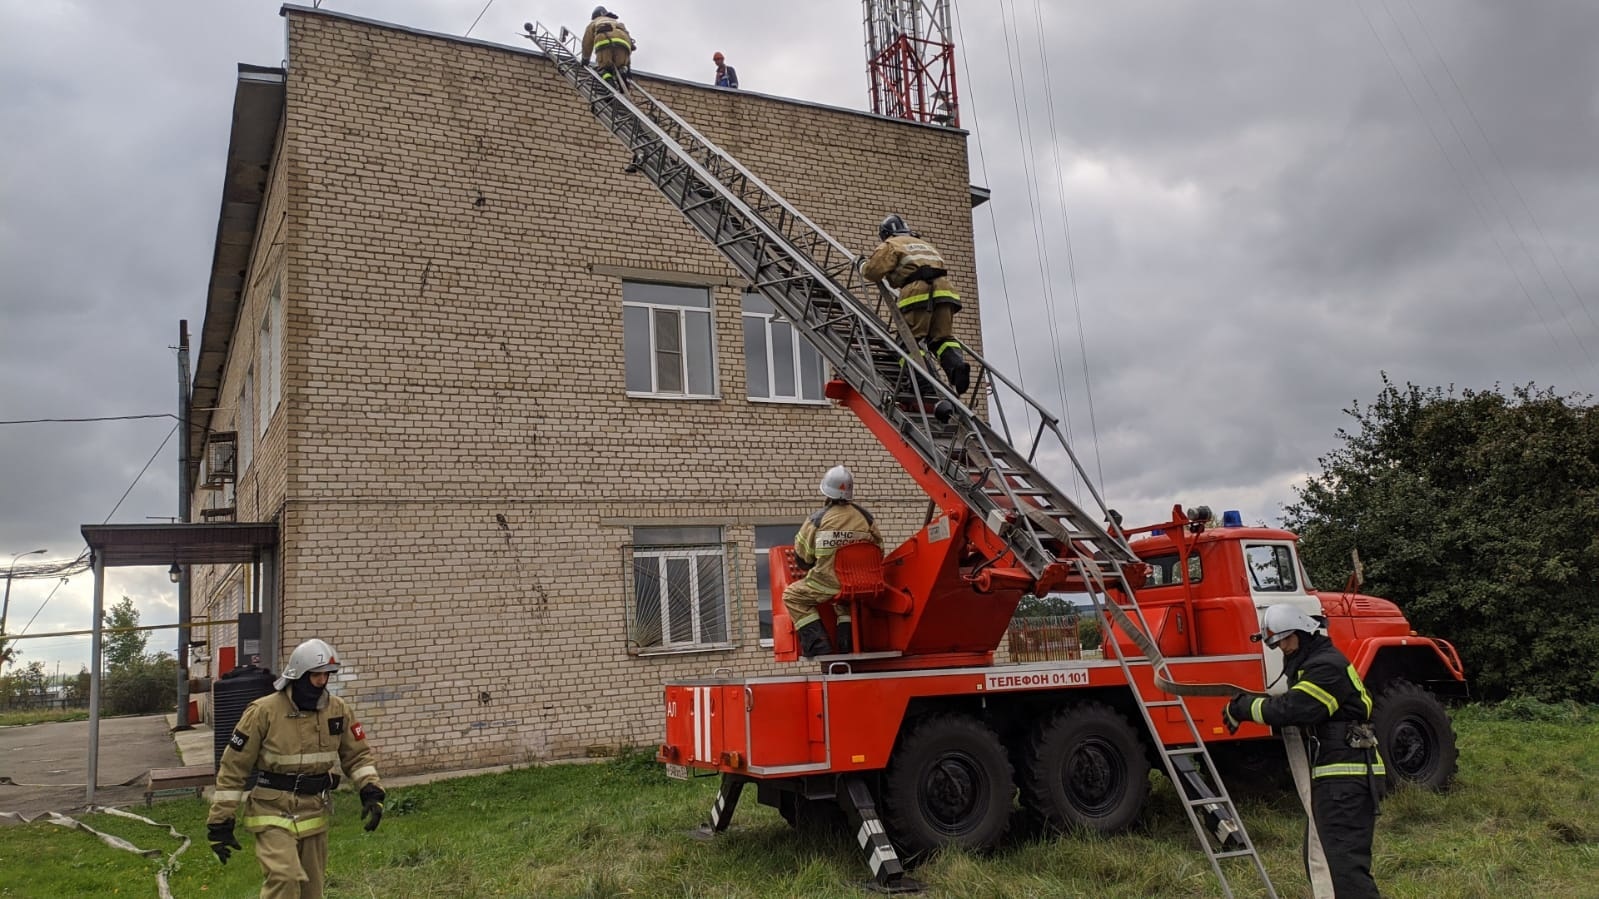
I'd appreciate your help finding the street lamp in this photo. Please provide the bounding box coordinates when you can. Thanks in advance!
[1,548,48,646]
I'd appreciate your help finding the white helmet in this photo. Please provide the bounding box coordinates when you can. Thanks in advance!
[1260,605,1320,648]
[820,465,854,500]
[274,638,342,690]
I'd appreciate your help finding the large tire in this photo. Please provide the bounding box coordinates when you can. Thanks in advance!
[1020,702,1151,833]
[882,715,1014,856]
[1372,680,1458,792]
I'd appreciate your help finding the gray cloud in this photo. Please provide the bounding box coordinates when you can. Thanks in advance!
[3,0,1596,668]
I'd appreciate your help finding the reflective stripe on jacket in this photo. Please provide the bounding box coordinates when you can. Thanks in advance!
[582,16,634,62]
[793,501,883,594]
[1245,634,1384,780]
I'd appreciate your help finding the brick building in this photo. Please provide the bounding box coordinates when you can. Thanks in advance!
[187,6,983,773]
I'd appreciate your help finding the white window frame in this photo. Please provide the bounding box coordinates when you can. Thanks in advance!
[742,293,826,404]
[238,370,254,474]
[623,282,719,399]
[634,547,729,652]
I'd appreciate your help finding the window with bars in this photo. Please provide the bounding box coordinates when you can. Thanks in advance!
[626,526,733,654]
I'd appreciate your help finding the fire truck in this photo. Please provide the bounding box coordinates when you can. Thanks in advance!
[521,22,1466,894]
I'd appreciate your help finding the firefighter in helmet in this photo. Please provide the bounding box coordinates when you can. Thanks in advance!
[783,465,884,657]
[861,214,971,395]
[581,6,635,87]
[208,639,385,899]
[1225,606,1384,898]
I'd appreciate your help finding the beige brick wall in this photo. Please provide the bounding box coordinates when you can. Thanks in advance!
[227,10,984,773]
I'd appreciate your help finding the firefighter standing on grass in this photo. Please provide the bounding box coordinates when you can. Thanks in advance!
[784,466,883,658]
[1225,607,1384,899]
[581,6,635,87]
[861,214,971,396]
[207,639,385,899]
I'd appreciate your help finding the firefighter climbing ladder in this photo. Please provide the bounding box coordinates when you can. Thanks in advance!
[522,23,1275,897]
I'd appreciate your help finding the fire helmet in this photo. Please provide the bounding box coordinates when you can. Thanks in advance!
[1260,605,1320,648]
[879,214,910,242]
[592,6,610,19]
[820,465,854,501]
[273,638,342,691]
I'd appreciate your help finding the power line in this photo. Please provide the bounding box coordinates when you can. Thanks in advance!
[0,414,176,425]
[463,0,495,37]
[102,423,179,525]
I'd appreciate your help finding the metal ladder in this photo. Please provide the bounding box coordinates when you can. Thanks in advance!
[523,23,1276,896]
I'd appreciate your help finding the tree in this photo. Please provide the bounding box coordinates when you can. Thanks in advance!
[1284,377,1599,702]
[103,596,147,673]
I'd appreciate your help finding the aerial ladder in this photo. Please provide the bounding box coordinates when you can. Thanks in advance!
[522,23,1276,897]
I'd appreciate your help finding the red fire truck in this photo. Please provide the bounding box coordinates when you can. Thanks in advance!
[515,25,1466,892]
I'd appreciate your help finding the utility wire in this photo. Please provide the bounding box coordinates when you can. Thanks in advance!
[463,0,495,38]
[1377,0,1594,374]
[1401,0,1599,338]
[950,1,1038,441]
[1354,1,1584,388]
[102,423,179,525]
[0,414,176,425]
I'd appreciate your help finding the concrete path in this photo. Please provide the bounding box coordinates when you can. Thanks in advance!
[0,714,180,818]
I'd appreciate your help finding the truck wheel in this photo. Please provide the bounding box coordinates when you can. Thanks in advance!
[1372,680,1458,792]
[882,715,1014,856]
[1020,702,1150,833]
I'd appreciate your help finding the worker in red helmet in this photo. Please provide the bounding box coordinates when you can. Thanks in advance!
[862,214,970,396]
[1224,606,1384,899]
[207,639,385,899]
[581,6,635,87]
[783,466,883,658]
[712,51,739,89]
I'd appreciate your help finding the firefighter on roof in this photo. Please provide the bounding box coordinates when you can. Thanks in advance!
[862,214,971,396]
[1225,606,1384,899]
[784,465,884,657]
[207,639,385,899]
[581,6,635,87]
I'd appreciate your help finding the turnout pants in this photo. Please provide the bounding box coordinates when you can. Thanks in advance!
[254,827,329,899]
[1309,778,1380,898]
[783,578,845,630]
[595,45,631,82]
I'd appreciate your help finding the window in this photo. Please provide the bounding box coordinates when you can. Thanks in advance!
[623,282,717,398]
[754,524,803,645]
[259,277,283,425]
[742,293,825,402]
[238,370,254,473]
[628,526,730,653]
[1143,552,1203,587]
[1245,544,1298,592]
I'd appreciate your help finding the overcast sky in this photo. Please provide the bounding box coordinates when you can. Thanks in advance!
[2,1,1595,672]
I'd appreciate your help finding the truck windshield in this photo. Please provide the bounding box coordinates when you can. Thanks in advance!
[1143,553,1202,586]
[1244,544,1298,592]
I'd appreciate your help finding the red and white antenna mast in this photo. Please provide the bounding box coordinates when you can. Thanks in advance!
[864,0,959,127]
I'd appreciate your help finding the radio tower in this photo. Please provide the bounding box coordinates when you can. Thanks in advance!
[864,0,959,127]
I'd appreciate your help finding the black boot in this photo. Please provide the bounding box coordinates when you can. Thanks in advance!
[940,347,971,394]
[797,621,833,658]
[835,625,853,655]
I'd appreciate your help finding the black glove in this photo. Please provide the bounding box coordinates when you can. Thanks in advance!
[360,785,386,832]
[1222,694,1248,735]
[208,820,242,864]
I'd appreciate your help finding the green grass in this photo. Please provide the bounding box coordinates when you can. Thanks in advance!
[0,708,89,727]
[0,706,1595,897]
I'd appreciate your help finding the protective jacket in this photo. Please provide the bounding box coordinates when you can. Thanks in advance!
[581,15,634,64]
[208,689,382,839]
[1231,633,1385,782]
[863,235,961,311]
[793,501,883,596]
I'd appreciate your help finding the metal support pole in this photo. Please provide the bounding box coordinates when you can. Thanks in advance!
[87,551,105,804]
[176,320,192,728]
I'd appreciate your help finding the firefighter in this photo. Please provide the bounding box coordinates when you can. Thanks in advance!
[783,465,884,657]
[581,6,635,87]
[207,639,385,899]
[861,214,971,395]
[1225,606,1384,899]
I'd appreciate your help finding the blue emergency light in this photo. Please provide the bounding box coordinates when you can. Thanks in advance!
[1222,510,1243,527]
